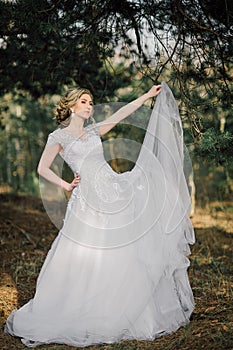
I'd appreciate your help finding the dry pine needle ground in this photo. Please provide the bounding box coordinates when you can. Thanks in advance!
[0,193,232,350]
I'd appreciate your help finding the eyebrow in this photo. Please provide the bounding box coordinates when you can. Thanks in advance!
[80,98,93,102]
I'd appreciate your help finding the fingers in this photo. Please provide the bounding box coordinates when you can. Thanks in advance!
[73,174,81,185]
[68,173,80,191]
[154,85,161,95]
[74,173,81,182]
[148,85,162,98]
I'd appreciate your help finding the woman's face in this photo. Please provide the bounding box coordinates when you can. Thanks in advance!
[72,93,93,120]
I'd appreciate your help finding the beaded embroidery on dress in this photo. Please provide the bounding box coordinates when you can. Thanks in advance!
[4,82,195,348]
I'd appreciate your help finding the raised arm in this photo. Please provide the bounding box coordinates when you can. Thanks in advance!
[37,143,80,191]
[98,85,161,137]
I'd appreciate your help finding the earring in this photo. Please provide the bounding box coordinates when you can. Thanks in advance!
[71,110,76,119]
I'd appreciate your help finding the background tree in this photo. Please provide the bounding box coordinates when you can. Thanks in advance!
[0,0,232,199]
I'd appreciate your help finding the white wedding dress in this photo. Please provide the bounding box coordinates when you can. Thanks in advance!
[5,82,195,347]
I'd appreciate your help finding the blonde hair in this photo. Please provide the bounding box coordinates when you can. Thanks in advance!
[54,87,94,127]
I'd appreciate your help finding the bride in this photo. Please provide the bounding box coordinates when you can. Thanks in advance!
[5,81,195,348]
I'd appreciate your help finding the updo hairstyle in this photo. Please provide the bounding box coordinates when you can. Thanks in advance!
[54,87,94,127]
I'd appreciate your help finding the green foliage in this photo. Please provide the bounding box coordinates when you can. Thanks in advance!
[1,0,232,98]
[198,128,233,166]
[0,0,140,99]
[0,90,55,194]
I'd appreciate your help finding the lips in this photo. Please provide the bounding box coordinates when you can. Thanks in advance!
[79,110,90,114]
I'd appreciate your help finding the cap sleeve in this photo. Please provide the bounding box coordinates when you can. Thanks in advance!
[45,129,62,147]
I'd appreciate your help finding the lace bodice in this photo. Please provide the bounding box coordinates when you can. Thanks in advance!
[46,124,104,175]
[46,123,133,214]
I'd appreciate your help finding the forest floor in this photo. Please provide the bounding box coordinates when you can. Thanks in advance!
[0,192,232,350]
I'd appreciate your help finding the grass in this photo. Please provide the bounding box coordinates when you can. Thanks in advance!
[0,193,232,350]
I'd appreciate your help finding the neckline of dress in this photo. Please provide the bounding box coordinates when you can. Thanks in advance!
[59,127,89,141]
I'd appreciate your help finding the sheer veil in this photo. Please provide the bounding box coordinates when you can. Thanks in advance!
[135,81,195,243]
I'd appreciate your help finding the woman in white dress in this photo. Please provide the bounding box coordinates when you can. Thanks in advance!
[5,82,195,348]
